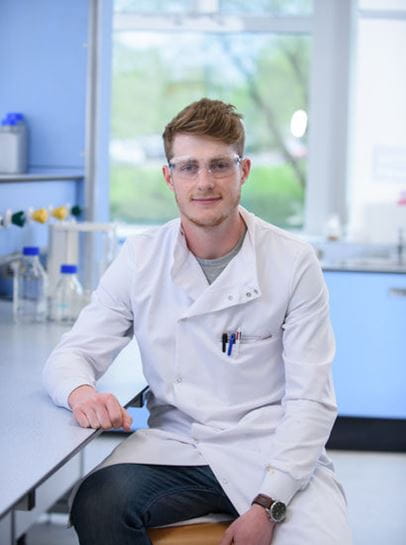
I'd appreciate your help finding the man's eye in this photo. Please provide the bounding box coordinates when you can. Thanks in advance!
[179,162,198,173]
[211,160,231,172]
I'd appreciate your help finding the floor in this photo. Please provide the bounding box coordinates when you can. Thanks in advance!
[24,436,406,545]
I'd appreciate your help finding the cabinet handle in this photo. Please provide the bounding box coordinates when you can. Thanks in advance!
[388,288,406,297]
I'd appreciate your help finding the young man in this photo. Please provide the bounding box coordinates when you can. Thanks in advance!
[43,98,352,545]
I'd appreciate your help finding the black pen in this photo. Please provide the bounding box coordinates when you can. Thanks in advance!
[222,333,228,353]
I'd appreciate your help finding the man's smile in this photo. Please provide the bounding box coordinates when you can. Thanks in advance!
[191,196,222,203]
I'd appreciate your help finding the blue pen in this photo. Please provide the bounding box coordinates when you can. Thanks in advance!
[227,333,236,356]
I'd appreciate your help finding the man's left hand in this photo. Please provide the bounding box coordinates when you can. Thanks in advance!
[219,504,275,545]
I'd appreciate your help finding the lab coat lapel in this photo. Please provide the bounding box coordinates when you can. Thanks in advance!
[171,228,209,302]
[176,208,262,319]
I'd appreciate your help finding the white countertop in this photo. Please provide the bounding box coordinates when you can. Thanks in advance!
[0,302,147,518]
[313,240,406,274]
[321,259,406,274]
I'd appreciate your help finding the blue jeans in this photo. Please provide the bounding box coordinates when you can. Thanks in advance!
[70,463,239,545]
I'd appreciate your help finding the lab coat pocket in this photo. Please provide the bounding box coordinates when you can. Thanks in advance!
[241,333,274,343]
[220,333,277,362]
[218,334,284,403]
[237,334,281,364]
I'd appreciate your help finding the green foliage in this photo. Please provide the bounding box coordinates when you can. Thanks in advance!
[110,163,178,223]
[110,32,310,148]
[241,164,304,227]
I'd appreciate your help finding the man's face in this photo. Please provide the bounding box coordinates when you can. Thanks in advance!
[162,134,250,229]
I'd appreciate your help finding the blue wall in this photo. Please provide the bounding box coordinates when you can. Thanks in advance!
[0,0,89,257]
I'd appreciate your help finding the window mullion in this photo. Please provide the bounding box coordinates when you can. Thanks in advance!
[114,13,313,34]
[305,0,356,235]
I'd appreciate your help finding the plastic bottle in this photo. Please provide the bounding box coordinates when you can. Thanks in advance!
[0,112,28,173]
[13,246,48,323]
[325,213,342,241]
[51,264,84,324]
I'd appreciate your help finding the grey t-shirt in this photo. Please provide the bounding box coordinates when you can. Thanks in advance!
[196,229,247,285]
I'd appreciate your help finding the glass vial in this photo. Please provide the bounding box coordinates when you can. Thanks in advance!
[51,264,84,324]
[13,246,48,323]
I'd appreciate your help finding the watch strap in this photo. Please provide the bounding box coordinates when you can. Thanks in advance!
[252,493,274,510]
[252,493,287,523]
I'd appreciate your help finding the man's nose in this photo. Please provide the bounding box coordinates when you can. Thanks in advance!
[195,167,214,190]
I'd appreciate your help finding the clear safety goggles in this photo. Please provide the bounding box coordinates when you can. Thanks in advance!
[168,153,242,181]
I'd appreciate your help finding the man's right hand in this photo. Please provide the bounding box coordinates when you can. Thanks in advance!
[68,385,133,431]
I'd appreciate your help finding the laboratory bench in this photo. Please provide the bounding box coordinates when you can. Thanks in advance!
[0,302,147,544]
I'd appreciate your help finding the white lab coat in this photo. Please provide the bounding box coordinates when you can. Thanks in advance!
[43,207,352,543]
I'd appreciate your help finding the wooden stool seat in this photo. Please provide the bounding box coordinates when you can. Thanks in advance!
[147,521,232,545]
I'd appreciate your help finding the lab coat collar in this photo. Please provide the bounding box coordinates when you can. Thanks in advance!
[171,223,209,302]
[171,207,262,318]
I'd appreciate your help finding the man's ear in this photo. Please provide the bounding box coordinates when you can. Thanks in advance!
[162,165,174,191]
[240,158,251,186]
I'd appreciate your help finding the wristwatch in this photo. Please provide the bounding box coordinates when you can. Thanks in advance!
[251,493,287,523]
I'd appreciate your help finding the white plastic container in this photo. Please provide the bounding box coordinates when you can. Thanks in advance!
[13,246,48,323]
[50,264,84,324]
[0,112,28,174]
[47,222,118,296]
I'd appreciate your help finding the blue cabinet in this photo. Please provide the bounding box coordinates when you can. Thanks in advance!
[324,271,406,419]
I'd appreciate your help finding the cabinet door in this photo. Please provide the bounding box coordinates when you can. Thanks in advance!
[324,271,406,419]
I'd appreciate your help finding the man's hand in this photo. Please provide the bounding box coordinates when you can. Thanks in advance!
[68,385,133,431]
[219,504,275,545]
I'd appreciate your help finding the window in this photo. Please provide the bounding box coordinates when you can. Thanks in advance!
[110,1,313,229]
[347,2,406,243]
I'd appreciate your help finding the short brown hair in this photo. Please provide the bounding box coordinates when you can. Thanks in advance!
[162,98,245,160]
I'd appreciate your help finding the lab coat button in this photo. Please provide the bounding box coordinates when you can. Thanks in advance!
[175,377,183,384]
[254,289,259,294]
[227,295,233,301]
[246,292,252,297]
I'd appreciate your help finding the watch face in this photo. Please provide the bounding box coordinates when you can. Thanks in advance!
[270,501,287,522]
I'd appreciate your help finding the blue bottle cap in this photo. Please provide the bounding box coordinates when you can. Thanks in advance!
[22,246,39,256]
[7,112,24,121]
[2,113,24,125]
[1,117,17,126]
[60,264,78,274]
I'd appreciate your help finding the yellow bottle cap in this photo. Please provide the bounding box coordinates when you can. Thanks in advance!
[31,208,49,224]
[52,206,69,220]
